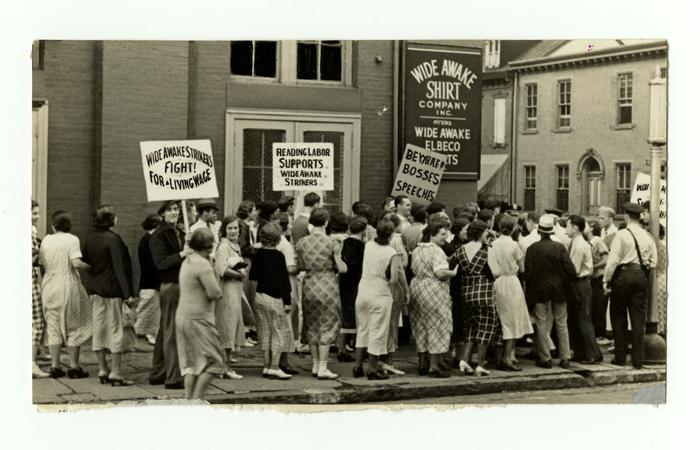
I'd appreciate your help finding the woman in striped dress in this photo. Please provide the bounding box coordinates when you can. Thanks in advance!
[455,220,498,376]
[409,221,458,378]
[296,208,347,380]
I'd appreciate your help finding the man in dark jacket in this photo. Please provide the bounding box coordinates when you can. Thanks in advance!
[525,214,577,369]
[148,199,192,389]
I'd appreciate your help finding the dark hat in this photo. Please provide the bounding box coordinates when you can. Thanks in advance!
[623,202,645,215]
[197,198,219,211]
[468,220,488,235]
[157,199,180,215]
[544,207,563,217]
[538,215,555,234]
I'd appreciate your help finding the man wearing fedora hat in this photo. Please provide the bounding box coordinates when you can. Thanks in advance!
[603,202,657,369]
[148,199,193,388]
[191,198,220,244]
[524,214,577,369]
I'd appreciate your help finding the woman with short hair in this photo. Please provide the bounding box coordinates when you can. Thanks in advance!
[353,219,401,379]
[214,215,248,380]
[455,220,498,376]
[488,215,533,371]
[409,221,458,378]
[40,211,92,379]
[249,223,295,380]
[135,213,162,345]
[176,228,226,399]
[82,205,137,385]
[296,207,347,379]
[31,200,49,378]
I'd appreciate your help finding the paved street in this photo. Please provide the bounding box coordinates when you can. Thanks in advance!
[379,382,666,405]
[33,338,666,406]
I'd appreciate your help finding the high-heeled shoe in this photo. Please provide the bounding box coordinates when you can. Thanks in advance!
[458,360,474,375]
[474,366,490,377]
[97,372,109,384]
[352,366,365,378]
[109,377,134,386]
[67,367,89,379]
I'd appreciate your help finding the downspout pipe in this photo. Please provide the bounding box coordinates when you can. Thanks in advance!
[510,69,519,204]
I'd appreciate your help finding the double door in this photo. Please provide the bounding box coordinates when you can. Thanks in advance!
[229,116,358,215]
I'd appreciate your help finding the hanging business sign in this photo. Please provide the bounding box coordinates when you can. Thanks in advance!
[272,142,334,191]
[402,43,483,180]
[631,172,667,226]
[140,139,219,202]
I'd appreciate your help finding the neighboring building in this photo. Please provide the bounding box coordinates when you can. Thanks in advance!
[509,40,668,216]
[478,40,540,203]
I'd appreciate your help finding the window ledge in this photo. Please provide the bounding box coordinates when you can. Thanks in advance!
[230,75,280,84]
[522,129,538,135]
[553,127,572,134]
[612,123,635,130]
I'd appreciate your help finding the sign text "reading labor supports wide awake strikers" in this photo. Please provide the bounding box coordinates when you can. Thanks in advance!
[272,143,334,191]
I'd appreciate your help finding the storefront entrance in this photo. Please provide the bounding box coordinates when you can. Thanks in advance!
[225,110,361,215]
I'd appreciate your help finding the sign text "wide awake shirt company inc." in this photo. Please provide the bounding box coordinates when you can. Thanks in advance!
[402,43,483,180]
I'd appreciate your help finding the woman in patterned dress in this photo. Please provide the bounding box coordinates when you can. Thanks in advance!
[409,221,458,378]
[214,215,248,380]
[455,220,498,377]
[657,225,667,336]
[31,200,49,378]
[295,208,347,380]
[488,215,533,371]
[40,211,92,379]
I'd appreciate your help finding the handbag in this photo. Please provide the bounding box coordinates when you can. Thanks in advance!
[628,229,651,279]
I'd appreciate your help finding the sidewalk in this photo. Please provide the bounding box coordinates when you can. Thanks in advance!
[33,340,666,406]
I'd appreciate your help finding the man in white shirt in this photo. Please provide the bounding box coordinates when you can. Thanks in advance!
[598,206,618,241]
[394,195,412,232]
[603,203,657,369]
[566,215,602,364]
[190,198,219,244]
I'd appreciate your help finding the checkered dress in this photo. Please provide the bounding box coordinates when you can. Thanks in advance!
[409,243,452,354]
[31,232,45,347]
[456,244,499,345]
[296,232,342,346]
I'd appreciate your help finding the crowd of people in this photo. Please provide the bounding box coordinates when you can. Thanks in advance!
[30,192,666,399]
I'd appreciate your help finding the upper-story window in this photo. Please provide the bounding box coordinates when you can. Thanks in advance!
[525,83,538,130]
[484,40,501,69]
[558,80,571,128]
[617,73,633,125]
[493,97,506,146]
[297,40,343,82]
[230,41,278,78]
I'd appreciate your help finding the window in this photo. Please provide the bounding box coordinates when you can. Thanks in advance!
[558,80,571,128]
[493,97,506,146]
[297,40,343,82]
[32,40,44,70]
[615,163,632,213]
[556,165,570,212]
[484,40,501,69]
[617,73,633,125]
[525,84,538,130]
[524,166,536,211]
[230,41,278,78]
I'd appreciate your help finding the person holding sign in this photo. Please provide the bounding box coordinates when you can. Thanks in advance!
[296,208,347,380]
[148,200,193,389]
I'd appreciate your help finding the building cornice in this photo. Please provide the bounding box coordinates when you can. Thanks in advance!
[509,41,667,73]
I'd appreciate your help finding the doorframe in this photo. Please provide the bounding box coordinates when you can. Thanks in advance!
[225,108,362,216]
[32,100,48,236]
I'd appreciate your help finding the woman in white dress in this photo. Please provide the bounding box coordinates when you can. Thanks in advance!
[488,215,533,371]
[215,216,247,380]
[40,211,92,379]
